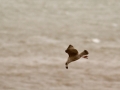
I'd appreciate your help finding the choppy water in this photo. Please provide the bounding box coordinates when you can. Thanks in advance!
[0,0,120,90]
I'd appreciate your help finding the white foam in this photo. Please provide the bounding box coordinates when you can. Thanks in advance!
[112,23,118,27]
[92,38,100,43]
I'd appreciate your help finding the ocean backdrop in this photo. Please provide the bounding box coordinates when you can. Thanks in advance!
[0,0,120,90]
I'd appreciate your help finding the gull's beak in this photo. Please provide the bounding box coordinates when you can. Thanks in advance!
[66,66,68,69]
[65,63,68,69]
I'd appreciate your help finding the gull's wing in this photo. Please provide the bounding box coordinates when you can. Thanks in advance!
[65,45,78,57]
[79,50,89,57]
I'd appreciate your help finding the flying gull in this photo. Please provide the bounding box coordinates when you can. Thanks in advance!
[65,45,89,69]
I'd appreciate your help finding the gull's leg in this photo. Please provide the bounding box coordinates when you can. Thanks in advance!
[83,55,88,59]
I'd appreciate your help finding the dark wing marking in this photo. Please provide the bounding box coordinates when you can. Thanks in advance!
[84,50,89,55]
[79,50,89,57]
[65,45,78,57]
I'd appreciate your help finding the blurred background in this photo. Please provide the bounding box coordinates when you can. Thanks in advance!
[0,0,120,90]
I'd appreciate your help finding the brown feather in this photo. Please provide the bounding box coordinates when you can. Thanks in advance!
[65,45,78,57]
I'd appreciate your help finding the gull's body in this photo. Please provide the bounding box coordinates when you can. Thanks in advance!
[65,45,89,69]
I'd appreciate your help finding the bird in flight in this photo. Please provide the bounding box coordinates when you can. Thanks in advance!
[65,45,89,69]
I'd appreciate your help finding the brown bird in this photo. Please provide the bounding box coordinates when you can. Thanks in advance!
[65,45,89,69]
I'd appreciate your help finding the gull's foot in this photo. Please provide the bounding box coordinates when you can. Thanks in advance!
[83,55,88,59]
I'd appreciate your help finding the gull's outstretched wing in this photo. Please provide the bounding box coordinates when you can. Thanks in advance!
[79,50,89,57]
[65,45,78,57]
